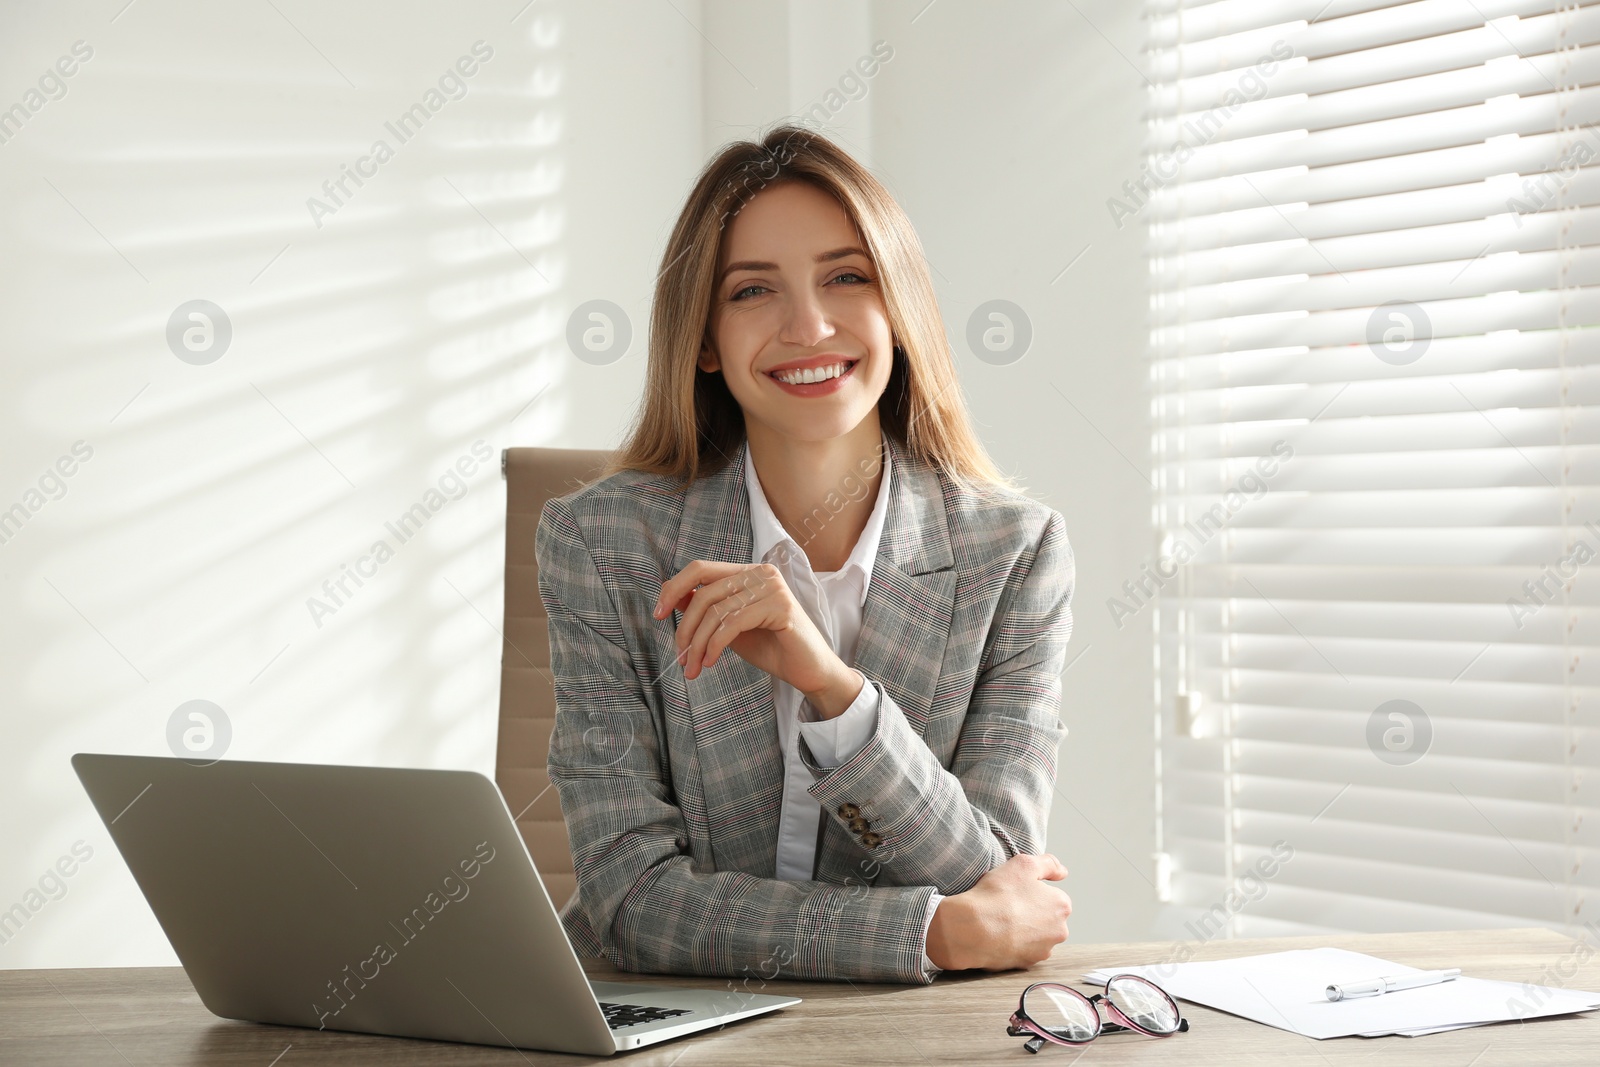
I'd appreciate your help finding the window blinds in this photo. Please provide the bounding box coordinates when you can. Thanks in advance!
[1146,0,1600,937]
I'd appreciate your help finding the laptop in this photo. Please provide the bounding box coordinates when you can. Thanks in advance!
[72,753,800,1055]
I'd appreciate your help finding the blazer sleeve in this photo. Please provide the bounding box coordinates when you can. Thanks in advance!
[796,508,1073,896]
[537,495,943,985]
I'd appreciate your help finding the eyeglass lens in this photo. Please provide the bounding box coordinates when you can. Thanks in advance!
[1021,985,1099,1042]
[1106,975,1181,1034]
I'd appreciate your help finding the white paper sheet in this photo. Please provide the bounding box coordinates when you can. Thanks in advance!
[1082,948,1600,1040]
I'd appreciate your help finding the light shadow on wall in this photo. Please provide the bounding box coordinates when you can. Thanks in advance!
[11,5,565,966]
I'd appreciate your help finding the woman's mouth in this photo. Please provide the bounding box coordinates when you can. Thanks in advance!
[766,359,858,396]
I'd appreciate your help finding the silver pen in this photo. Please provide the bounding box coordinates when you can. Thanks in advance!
[1326,968,1461,1001]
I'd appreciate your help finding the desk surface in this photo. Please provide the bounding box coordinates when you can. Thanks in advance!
[1,928,1594,1065]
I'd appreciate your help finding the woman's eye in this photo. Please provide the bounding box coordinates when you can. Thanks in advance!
[729,272,869,301]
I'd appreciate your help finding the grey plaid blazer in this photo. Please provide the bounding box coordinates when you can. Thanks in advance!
[536,432,1073,986]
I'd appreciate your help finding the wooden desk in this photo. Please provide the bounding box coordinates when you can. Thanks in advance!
[2,929,1594,1065]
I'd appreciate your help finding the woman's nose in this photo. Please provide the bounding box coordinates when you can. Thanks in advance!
[777,290,834,347]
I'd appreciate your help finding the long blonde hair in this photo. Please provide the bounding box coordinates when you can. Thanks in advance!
[606,123,1017,493]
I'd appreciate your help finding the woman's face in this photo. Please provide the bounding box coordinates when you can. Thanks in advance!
[699,179,894,446]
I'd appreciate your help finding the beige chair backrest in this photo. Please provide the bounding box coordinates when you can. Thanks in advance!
[497,446,614,912]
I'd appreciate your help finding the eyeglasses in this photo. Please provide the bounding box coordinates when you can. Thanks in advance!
[1005,975,1190,1053]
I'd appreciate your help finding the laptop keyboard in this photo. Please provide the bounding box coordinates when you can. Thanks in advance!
[599,1001,694,1030]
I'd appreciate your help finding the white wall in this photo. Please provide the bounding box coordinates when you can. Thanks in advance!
[0,0,1155,968]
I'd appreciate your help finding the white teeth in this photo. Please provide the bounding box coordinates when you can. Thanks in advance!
[774,361,849,385]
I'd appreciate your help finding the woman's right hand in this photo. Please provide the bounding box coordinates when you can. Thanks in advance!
[924,854,1072,971]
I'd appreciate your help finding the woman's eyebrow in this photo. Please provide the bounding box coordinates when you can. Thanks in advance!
[718,246,869,283]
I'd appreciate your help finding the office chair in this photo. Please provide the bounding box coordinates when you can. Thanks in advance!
[497,446,613,912]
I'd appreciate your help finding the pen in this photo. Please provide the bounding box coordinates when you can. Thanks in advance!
[1326,968,1461,1001]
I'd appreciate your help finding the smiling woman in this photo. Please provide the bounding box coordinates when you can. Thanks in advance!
[610,126,1007,491]
[536,125,1077,985]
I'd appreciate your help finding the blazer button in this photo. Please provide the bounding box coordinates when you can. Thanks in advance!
[860,831,882,849]
[848,817,869,835]
[837,803,860,819]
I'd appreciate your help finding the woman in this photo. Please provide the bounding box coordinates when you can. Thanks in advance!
[538,125,1074,986]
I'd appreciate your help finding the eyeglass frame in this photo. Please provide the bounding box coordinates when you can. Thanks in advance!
[1005,975,1191,1054]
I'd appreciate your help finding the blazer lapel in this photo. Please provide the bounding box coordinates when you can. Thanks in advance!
[852,436,956,737]
[814,436,957,887]
[674,441,782,876]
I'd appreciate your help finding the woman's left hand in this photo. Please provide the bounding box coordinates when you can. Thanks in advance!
[653,560,858,711]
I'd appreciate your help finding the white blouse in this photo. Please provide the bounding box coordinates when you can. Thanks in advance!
[743,435,943,974]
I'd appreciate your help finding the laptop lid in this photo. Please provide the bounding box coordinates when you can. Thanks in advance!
[73,753,623,1055]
